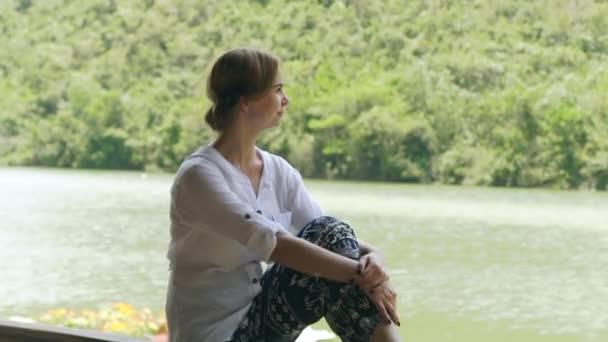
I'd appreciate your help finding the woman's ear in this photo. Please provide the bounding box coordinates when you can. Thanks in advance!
[238,97,249,114]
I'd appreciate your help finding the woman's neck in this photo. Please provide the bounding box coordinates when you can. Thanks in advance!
[212,125,259,170]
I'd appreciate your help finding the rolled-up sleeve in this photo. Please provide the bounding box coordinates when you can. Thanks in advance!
[172,163,283,262]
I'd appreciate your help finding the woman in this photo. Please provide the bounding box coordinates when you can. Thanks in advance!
[166,48,401,342]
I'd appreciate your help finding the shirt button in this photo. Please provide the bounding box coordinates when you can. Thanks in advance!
[252,278,258,284]
[256,210,262,214]
[244,214,251,220]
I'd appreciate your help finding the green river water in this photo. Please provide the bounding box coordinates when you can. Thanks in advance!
[1,167,607,341]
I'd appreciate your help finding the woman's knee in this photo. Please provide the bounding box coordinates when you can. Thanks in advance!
[304,216,355,234]
[301,216,360,259]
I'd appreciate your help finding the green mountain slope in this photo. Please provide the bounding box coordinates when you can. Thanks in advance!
[1,0,607,189]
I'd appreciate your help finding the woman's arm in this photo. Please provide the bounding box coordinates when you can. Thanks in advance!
[359,240,381,256]
[270,231,400,326]
[354,240,400,326]
[358,240,389,290]
[173,162,283,262]
[269,231,360,283]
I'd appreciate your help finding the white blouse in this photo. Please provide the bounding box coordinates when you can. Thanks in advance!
[166,144,323,342]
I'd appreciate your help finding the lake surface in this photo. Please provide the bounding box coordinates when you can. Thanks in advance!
[1,167,607,341]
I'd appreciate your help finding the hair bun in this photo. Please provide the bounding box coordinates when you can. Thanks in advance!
[205,106,219,131]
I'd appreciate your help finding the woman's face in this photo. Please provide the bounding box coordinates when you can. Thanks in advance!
[245,70,289,131]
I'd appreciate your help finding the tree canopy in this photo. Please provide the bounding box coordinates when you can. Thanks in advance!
[1,0,607,189]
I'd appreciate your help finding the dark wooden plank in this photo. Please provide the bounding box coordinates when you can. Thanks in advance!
[0,320,148,342]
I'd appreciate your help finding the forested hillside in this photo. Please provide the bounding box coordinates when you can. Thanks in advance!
[1,0,607,189]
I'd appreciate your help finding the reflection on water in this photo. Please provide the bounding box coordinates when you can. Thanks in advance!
[1,167,607,341]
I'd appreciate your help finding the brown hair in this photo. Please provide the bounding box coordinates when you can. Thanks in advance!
[204,48,279,132]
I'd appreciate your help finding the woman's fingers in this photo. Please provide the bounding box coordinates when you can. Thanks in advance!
[358,255,399,325]
[361,260,381,275]
[360,253,386,277]
[359,271,389,292]
[362,269,387,286]
[361,254,372,268]
[385,302,400,327]
[384,285,400,326]
[371,276,388,290]
[373,298,392,325]
[360,261,386,279]
[366,283,400,326]
[365,284,399,326]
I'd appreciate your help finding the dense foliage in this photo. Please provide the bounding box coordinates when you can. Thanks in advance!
[1,0,607,189]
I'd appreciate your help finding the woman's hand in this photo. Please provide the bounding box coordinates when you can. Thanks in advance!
[355,252,400,326]
[366,281,400,326]
[357,252,389,293]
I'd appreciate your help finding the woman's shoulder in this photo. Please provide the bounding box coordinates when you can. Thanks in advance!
[174,146,221,180]
[259,148,295,175]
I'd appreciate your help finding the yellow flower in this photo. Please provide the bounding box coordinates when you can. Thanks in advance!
[109,322,128,332]
[113,303,136,317]
[48,309,68,317]
[82,309,96,316]
[40,304,168,337]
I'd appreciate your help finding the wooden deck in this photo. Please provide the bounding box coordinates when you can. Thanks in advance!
[0,320,147,342]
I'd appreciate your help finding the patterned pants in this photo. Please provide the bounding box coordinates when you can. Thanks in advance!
[228,216,382,342]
